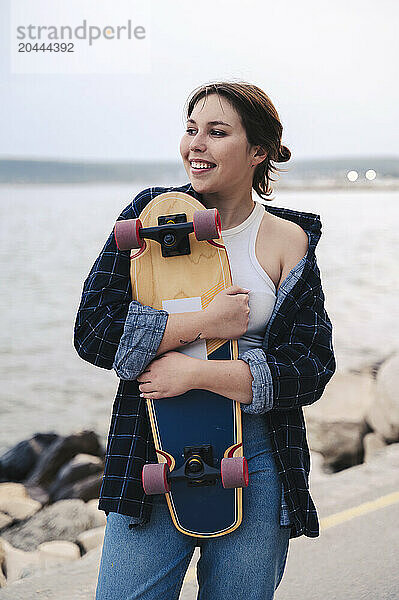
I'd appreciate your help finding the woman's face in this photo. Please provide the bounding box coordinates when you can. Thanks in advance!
[180,93,255,195]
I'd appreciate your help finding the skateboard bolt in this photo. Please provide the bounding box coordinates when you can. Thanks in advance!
[187,458,203,474]
[163,233,176,246]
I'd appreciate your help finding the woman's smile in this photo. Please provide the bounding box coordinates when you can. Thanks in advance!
[189,159,217,175]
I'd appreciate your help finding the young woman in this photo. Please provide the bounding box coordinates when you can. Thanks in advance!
[74,81,336,599]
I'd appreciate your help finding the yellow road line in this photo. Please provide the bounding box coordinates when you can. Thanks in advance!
[181,491,399,586]
[320,490,399,530]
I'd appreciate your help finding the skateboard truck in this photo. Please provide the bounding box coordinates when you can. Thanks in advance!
[167,445,218,487]
[114,208,222,259]
[149,213,193,258]
[142,444,249,494]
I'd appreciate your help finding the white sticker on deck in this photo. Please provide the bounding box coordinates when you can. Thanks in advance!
[162,297,207,361]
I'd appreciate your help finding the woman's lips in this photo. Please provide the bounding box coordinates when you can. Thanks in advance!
[190,163,217,175]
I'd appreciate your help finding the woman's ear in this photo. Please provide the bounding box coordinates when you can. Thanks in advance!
[253,146,268,166]
[254,146,267,158]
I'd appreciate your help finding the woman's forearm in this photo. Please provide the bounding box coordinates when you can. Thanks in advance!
[195,358,253,405]
[156,311,213,356]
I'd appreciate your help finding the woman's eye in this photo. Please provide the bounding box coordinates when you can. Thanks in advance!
[185,128,225,137]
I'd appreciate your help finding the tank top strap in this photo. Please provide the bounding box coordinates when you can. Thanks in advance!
[221,200,261,236]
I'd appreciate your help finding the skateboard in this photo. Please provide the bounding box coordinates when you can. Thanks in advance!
[114,191,249,538]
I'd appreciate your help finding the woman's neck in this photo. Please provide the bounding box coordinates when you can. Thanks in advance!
[198,190,255,230]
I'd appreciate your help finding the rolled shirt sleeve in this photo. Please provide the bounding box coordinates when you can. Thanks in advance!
[238,349,274,414]
[238,282,336,414]
[112,303,169,380]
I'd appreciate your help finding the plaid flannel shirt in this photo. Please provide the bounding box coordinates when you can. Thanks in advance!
[74,183,336,539]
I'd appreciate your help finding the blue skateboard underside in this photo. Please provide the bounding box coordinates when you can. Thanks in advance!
[150,340,241,536]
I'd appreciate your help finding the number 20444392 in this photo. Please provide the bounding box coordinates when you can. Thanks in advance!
[18,43,74,52]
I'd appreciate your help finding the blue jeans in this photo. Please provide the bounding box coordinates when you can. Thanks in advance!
[96,413,291,599]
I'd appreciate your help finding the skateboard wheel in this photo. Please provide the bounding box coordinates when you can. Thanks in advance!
[220,457,249,489]
[142,463,171,495]
[114,218,144,251]
[193,208,221,241]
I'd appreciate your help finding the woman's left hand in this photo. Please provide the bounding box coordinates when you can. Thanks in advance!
[137,351,202,400]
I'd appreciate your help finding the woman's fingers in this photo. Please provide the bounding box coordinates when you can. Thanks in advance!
[138,382,154,392]
[224,285,250,294]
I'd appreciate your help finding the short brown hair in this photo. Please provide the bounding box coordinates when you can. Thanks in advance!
[184,81,291,200]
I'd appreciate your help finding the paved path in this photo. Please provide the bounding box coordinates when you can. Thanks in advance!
[1,445,398,599]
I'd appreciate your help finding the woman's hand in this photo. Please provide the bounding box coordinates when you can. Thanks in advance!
[204,285,250,339]
[137,351,202,400]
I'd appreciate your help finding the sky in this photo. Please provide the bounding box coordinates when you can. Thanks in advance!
[0,0,398,162]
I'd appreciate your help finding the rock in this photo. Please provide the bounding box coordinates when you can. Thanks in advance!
[0,537,6,587]
[0,481,48,512]
[365,353,399,443]
[86,499,106,528]
[76,526,105,553]
[51,472,103,502]
[48,453,104,501]
[0,483,42,528]
[304,371,374,472]
[0,538,81,586]
[309,451,333,481]
[0,482,33,500]
[37,540,80,569]
[0,497,41,523]
[350,352,394,379]
[0,514,13,531]
[0,433,59,483]
[24,430,104,489]
[23,484,49,506]
[363,432,387,462]
[53,453,103,486]
[307,420,368,472]
[0,499,97,552]
[0,537,41,583]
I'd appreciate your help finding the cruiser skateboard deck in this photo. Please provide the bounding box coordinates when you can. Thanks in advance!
[114,191,248,538]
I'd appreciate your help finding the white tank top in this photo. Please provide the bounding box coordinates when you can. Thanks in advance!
[221,200,277,356]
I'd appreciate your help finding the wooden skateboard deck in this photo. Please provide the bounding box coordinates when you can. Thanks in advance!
[127,191,245,538]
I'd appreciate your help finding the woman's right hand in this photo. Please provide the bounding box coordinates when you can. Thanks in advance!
[204,285,250,340]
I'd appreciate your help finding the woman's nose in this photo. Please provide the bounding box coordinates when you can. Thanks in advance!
[189,133,207,152]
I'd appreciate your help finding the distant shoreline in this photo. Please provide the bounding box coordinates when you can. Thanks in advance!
[0,156,398,190]
[0,181,398,192]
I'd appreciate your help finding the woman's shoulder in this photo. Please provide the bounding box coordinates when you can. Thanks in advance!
[275,217,309,287]
[257,209,309,291]
[271,212,309,246]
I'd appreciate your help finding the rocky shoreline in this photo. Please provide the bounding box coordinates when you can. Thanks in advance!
[0,430,106,587]
[0,351,398,590]
[304,351,399,472]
